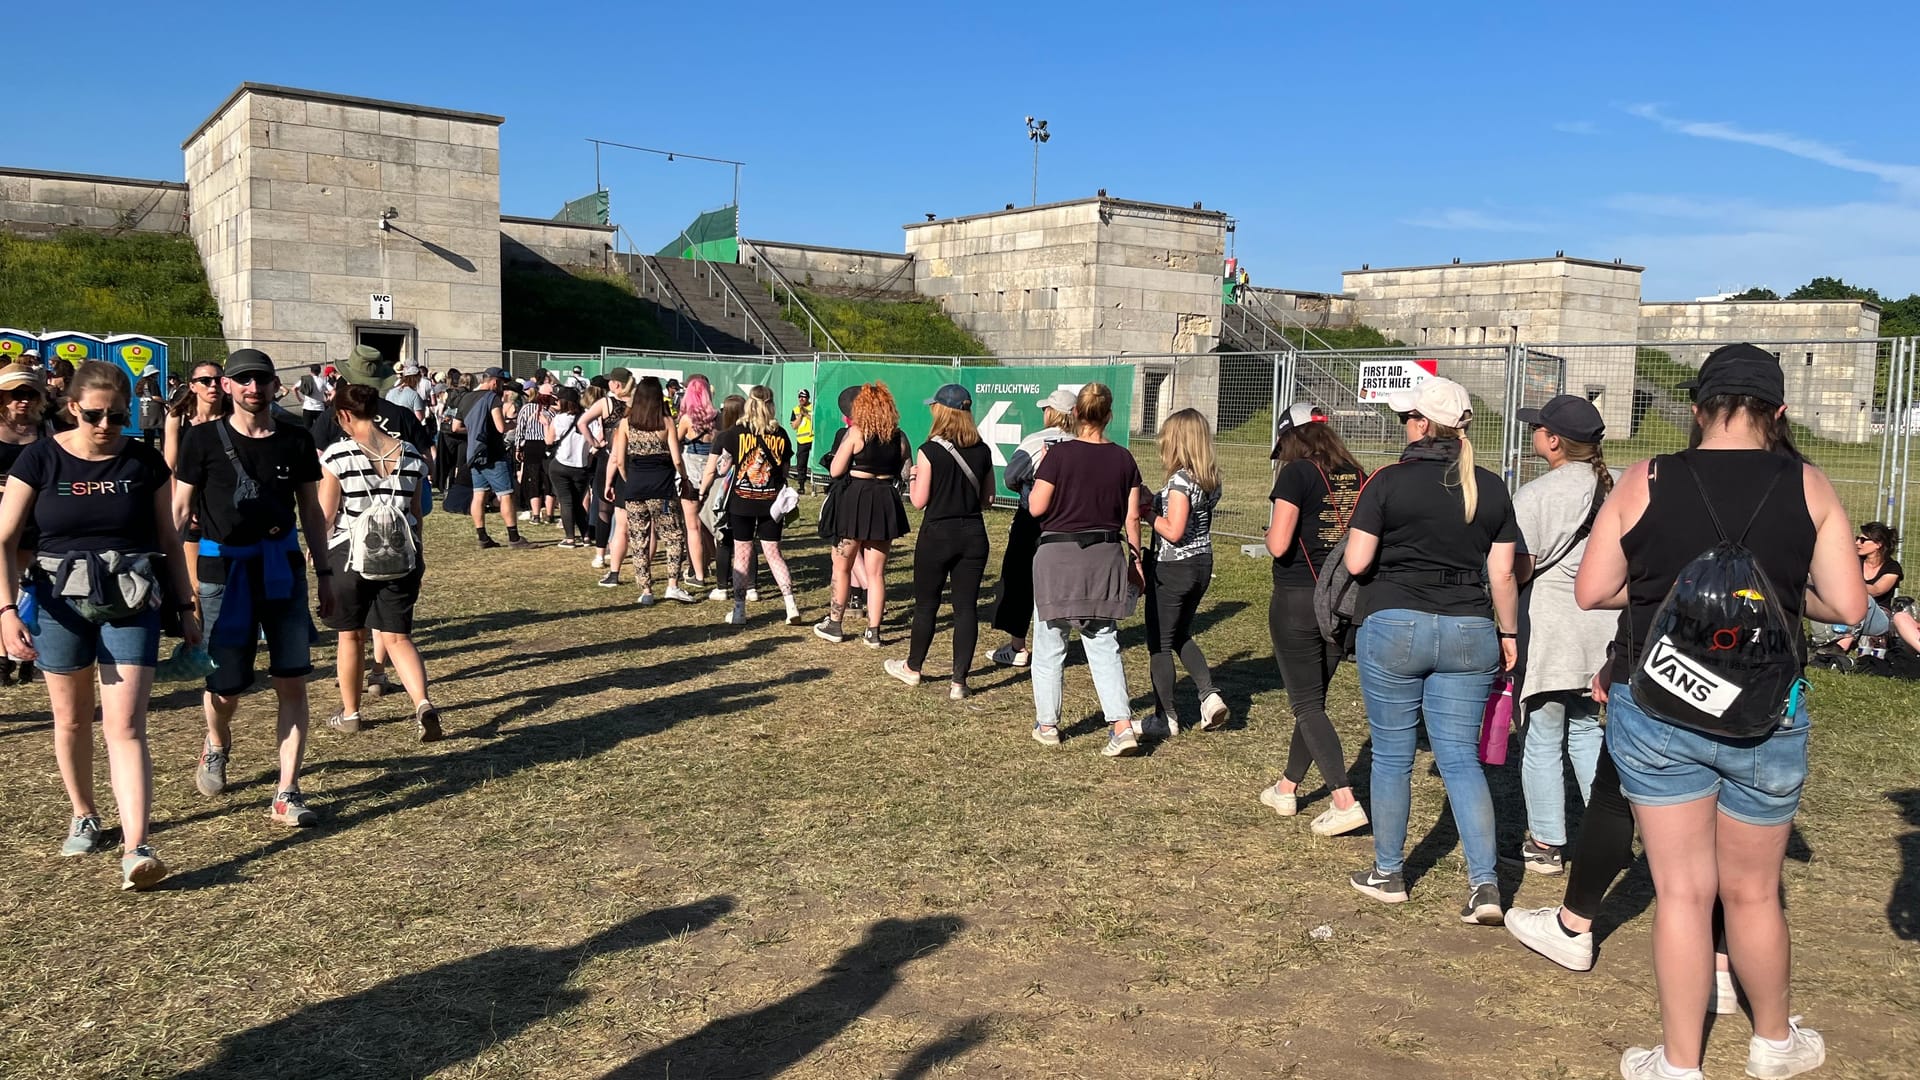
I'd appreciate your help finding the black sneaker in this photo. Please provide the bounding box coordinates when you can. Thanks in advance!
[415,702,444,743]
[477,535,502,550]
[1460,882,1503,925]
[1349,866,1408,904]
[861,628,882,649]
[813,618,844,643]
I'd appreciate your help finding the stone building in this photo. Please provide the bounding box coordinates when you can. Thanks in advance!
[182,83,507,375]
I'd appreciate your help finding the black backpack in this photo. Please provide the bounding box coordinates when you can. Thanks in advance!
[1630,455,1803,739]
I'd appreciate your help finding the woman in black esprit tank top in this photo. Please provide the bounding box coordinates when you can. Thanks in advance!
[1573,345,1865,1080]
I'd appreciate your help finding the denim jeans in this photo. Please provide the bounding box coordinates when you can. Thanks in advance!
[1520,689,1603,847]
[1356,608,1501,885]
[1031,610,1131,728]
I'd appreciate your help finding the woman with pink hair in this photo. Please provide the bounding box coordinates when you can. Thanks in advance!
[676,374,718,587]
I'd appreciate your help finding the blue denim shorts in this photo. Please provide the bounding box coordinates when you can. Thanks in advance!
[1605,681,1808,826]
[26,583,161,673]
[199,574,314,696]
[472,460,515,495]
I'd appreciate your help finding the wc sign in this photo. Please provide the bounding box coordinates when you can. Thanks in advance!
[1356,358,1439,404]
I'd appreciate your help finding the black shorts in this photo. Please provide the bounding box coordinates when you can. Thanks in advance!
[728,511,784,542]
[323,563,424,635]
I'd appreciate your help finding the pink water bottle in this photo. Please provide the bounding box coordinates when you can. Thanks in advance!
[1478,676,1515,765]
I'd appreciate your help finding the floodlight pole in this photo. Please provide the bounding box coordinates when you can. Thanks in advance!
[1026,117,1050,206]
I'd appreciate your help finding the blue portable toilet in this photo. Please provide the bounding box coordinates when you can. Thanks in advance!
[105,334,168,437]
[38,331,105,371]
[0,328,37,367]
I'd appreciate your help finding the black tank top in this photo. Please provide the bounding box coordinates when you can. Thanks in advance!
[1620,449,1815,668]
[919,438,994,524]
[851,429,908,475]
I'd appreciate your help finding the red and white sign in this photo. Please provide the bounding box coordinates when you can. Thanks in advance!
[1356,358,1439,404]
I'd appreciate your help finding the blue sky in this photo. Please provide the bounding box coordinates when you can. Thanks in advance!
[8,1,1918,300]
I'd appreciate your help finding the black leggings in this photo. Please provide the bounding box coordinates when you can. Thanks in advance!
[908,520,990,681]
[589,450,615,549]
[990,508,1043,639]
[1145,555,1216,718]
[547,459,592,541]
[1270,583,1350,789]
[795,440,813,491]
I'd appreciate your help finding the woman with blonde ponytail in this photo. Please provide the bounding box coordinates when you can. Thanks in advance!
[1341,376,1521,924]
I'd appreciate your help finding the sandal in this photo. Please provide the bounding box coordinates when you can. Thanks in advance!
[990,644,1031,668]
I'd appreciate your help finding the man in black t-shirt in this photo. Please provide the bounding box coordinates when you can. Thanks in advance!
[465,367,527,549]
[172,348,334,828]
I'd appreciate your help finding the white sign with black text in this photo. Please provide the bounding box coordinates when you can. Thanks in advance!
[1355,358,1438,404]
[369,293,394,321]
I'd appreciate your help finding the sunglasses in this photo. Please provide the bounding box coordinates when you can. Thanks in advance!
[1856,535,1877,543]
[192,376,220,387]
[5,386,39,402]
[1398,411,1425,423]
[78,407,130,427]
[227,372,275,387]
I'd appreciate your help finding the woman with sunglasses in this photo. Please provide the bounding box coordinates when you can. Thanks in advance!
[163,361,232,607]
[0,362,49,684]
[1344,377,1520,925]
[0,360,198,891]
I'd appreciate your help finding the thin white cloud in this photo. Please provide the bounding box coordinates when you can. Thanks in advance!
[1625,104,1920,192]
[1552,120,1598,136]
[1402,208,1551,233]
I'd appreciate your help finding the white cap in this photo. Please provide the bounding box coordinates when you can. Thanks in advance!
[1038,388,1077,414]
[1387,377,1473,429]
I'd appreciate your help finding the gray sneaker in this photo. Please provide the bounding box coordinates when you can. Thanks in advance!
[813,618,845,643]
[1349,865,1408,904]
[61,815,105,857]
[195,742,229,797]
[1101,723,1140,757]
[861,628,882,649]
[120,845,167,891]
[1461,882,1504,925]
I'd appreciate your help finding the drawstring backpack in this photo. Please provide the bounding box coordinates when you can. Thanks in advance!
[346,441,418,581]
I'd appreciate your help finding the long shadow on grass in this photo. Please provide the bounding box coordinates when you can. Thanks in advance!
[1890,790,1920,940]
[176,896,734,1079]
[894,1015,992,1079]
[163,660,826,890]
[601,914,963,1079]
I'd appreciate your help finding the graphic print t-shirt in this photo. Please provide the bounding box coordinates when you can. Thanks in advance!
[718,424,792,514]
[176,419,321,584]
[1154,469,1221,562]
[10,436,171,555]
[1270,459,1363,588]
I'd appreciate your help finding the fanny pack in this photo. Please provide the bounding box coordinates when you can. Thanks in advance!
[35,549,160,624]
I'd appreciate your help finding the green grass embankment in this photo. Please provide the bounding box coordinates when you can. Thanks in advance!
[0,231,222,338]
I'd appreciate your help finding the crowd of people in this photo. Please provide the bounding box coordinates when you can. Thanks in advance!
[0,342,1884,1078]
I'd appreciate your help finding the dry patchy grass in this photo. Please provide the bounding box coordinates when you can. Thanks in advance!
[0,504,1915,1078]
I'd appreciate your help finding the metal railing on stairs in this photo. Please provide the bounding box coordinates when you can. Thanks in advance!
[619,226,715,355]
[742,243,847,358]
[670,228,791,356]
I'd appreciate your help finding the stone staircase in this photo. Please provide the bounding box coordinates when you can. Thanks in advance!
[631,256,813,357]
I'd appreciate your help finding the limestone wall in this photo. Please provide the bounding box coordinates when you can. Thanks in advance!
[1638,299,1883,441]
[905,198,1226,358]
[182,83,505,371]
[742,239,913,294]
[1245,286,1356,329]
[0,168,188,236]
[502,215,613,269]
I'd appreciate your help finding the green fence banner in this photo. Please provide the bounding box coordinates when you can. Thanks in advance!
[588,356,1135,500]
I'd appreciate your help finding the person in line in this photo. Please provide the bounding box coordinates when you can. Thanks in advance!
[990,389,1075,669]
[1509,395,1618,875]
[565,366,587,391]
[172,348,335,828]
[816,383,911,647]
[515,381,556,526]
[163,360,232,622]
[295,364,328,429]
[676,375,717,589]
[1343,377,1519,925]
[885,384,995,700]
[0,360,197,890]
[134,373,165,448]
[704,393,747,601]
[606,377,695,605]
[1,362,49,685]
[1142,408,1227,736]
[1260,403,1368,836]
[43,358,76,432]
[317,382,440,741]
[1027,383,1146,756]
[704,385,800,626]
[432,370,470,491]
[385,361,428,425]
[582,369,632,571]
[465,367,529,550]
[816,386,870,599]
[544,387,594,548]
[790,389,815,493]
[1573,344,1862,1080]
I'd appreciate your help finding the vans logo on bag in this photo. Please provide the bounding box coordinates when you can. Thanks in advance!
[1642,635,1743,717]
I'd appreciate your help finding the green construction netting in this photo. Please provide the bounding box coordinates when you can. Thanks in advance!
[657,205,739,262]
[554,190,610,226]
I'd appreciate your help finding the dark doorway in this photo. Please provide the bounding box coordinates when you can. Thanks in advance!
[1141,371,1168,435]
[355,327,413,369]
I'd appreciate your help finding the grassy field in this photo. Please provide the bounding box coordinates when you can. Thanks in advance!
[0,232,223,339]
[1,505,1915,1078]
[786,290,991,358]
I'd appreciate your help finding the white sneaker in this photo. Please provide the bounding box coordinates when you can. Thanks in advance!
[1745,1018,1825,1078]
[746,587,760,602]
[664,585,698,604]
[708,587,728,602]
[1310,801,1369,837]
[784,594,801,624]
[517,511,531,521]
[1198,691,1229,730]
[1259,784,1298,817]
[884,658,921,686]
[1711,968,1740,1015]
[591,553,607,569]
[724,604,747,626]
[948,683,967,701]
[1620,1046,1702,1080]
[1502,905,1594,972]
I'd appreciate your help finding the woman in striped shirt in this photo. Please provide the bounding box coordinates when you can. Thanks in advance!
[317,382,441,741]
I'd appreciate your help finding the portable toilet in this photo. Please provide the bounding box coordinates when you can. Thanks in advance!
[38,331,105,370]
[0,329,37,366]
[106,334,168,437]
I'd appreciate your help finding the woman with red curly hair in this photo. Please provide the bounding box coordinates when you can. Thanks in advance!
[816,382,911,647]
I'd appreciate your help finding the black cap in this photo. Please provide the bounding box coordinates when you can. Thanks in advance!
[223,349,276,380]
[924,383,973,410]
[1680,343,1785,407]
[481,366,510,383]
[1516,394,1605,443]
[837,385,859,417]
